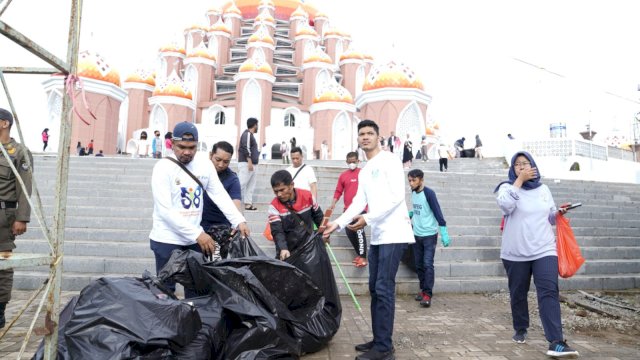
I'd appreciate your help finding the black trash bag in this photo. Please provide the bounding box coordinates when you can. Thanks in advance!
[32,296,79,360]
[284,233,342,354]
[205,224,234,259]
[173,296,227,360]
[63,276,202,359]
[227,232,266,257]
[401,243,417,273]
[158,249,213,296]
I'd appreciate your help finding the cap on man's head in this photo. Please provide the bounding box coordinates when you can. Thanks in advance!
[0,108,14,126]
[172,122,198,141]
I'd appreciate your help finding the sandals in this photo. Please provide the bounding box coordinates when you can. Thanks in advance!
[244,205,258,211]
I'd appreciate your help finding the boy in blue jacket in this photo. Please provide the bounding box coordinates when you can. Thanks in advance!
[408,169,450,307]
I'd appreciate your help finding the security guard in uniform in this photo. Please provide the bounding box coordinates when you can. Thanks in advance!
[0,108,32,328]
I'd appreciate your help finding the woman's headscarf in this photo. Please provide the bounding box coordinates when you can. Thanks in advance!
[493,151,541,192]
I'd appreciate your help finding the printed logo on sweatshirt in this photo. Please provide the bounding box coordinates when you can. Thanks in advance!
[180,186,202,209]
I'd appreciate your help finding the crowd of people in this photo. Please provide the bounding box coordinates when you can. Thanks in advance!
[2,107,579,359]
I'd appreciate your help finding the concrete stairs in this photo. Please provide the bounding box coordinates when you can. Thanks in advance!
[12,155,640,294]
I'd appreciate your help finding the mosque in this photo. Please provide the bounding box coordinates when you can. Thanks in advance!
[40,0,440,160]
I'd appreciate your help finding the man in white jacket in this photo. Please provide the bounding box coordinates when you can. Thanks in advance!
[149,122,249,297]
[324,119,414,360]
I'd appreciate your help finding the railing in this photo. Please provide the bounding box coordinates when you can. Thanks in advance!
[522,139,635,162]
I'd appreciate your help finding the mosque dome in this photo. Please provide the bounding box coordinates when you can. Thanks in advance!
[224,0,319,20]
[209,18,232,34]
[184,24,208,33]
[363,61,424,91]
[239,55,273,75]
[255,8,275,23]
[159,42,186,55]
[426,126,436,135]
[313,78,353,104]
[124,69,156,87]
[259,0,275,7]
[323,27,343,37]
[187,42,217,61]
[207,7,222,15]
[314,11,328,19]
[340,48,364,61]
[248,25,275,45]
[295,23,318,37]
[152,70,192,100]
[303,46,332,64]
[290,5,307,19]
[77,50,121,87]
[223,2,242,16]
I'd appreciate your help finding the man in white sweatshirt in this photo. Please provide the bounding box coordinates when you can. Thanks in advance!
[324,119,414,360]
[149,122,249,297]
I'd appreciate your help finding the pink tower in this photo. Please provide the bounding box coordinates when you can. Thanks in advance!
[234,52,275,144]
[310,78,356,160]
[338,47,366,100]
[247,24,275,65]
[184,42,217,120]
[289,6,308,41]
[208,18,232,77]
[148,70,195,137]
[223,2,243,40]
[293,22,319,68]
[122,69,155,151]
[300,45,334,106]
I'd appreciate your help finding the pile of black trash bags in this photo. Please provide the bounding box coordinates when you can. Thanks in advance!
[33,230,341,360]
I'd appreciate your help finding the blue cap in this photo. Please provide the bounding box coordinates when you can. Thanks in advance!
[172,122,198,142]
[0,108,13,126]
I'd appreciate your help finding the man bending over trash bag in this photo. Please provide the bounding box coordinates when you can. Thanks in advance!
[268,169,324,260]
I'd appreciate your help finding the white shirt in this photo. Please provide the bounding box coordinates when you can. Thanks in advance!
[335,151,414,245]
[149,155,246,245]
[287,164,317,192]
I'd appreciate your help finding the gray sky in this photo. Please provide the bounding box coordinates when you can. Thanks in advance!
[1,0,639,154]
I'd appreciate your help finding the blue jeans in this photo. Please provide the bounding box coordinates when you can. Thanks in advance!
[413,234,437,297]
[502,256,563,342]
[368,243,408,352]
[150,240,203,298]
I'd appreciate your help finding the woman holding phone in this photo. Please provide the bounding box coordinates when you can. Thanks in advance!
[494,151,579,358]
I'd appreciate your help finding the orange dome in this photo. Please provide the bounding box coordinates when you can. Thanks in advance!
[363,61,424,91]
[426,127,435,135]
[324,27,343,37]
[124,69,155,87]
[224,2,242,16]
[239,55,273,75]
[296,24,318,37]
[207,7,222,15]
[184,24,208,32]
[255,8,275,23]
[290,5,307,19]
[362,53,374,61]
[152,70,192,100]
[433,122,440,130]
[159,42,186,55]
[248,25,275,45]
[77,50,121,87]
[224,0,319,21]
[187,43,217,61]
[313,78,353,104]
[259,0,275,7]
[209,18,232,34]
[340,48,364,61]
[314,11,328,19]
[303,46,332,64]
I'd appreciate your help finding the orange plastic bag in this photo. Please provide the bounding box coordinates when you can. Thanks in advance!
[556,213,585,278]
[263,222,274,241]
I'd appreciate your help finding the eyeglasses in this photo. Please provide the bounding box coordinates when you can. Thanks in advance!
[514,161,531,167]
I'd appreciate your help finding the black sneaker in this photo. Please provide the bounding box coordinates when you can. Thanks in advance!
[512,329,527,344]
[355,348,395,360]
[419,293,431,307]
[355,341,374,352]
[414,291,423,301]
[546,340,579,358]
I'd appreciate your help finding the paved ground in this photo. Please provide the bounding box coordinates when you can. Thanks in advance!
[1,290,638,359]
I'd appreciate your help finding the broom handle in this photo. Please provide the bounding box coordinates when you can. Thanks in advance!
[325,242,361,312]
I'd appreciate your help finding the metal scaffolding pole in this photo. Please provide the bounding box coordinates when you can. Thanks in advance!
[0,1,82,358]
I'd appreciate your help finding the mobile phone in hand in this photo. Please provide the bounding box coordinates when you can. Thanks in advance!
[562,202,582,211]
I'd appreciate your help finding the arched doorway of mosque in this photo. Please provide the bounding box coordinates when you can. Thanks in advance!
[45,90,62,153]
[332,111,353,160]
[395,101,425,152]
[149,105,169,142]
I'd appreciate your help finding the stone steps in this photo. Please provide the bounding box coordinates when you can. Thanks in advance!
[10,155,640,294]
